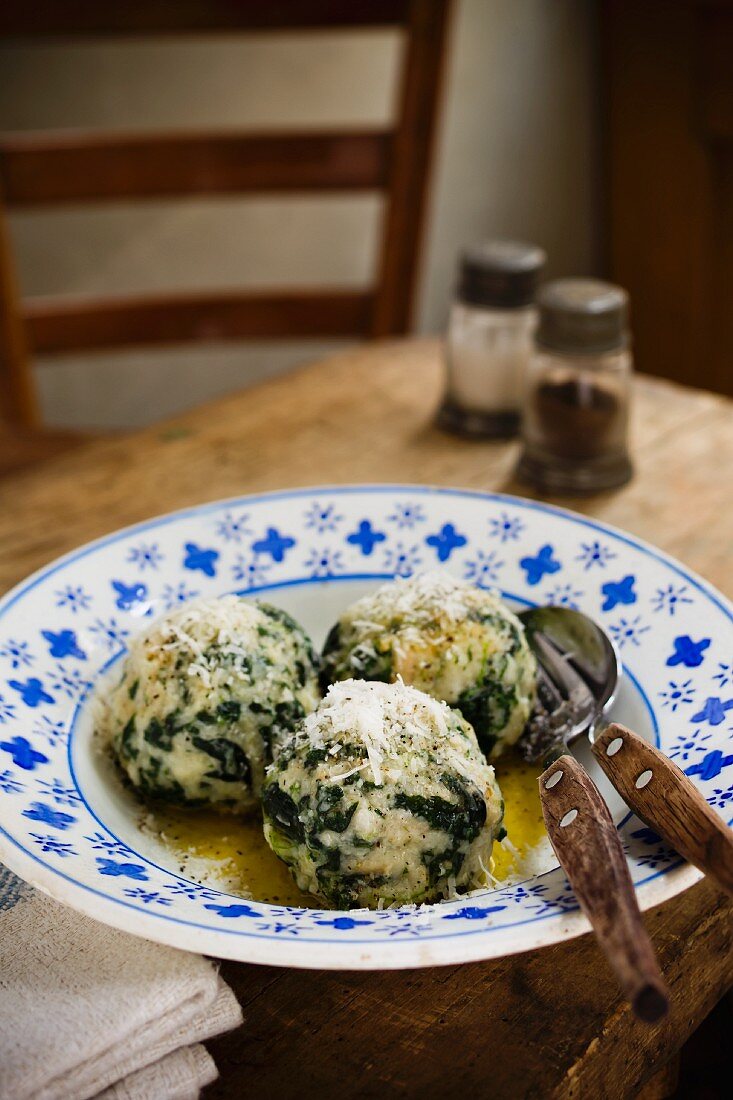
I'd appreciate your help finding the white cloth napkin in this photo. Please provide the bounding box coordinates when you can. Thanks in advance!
[0,865,242,1100]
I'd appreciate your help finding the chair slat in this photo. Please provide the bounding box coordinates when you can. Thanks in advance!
[24,289,374,352]
[0,130,392,206]
[0,0,410,36]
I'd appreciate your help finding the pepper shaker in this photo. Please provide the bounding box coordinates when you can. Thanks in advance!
[516,279,634,493]
[438,240,546,438]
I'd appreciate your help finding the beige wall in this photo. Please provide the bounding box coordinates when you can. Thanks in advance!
[0,0,598,428]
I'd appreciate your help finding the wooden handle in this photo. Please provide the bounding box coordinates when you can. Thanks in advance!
[540,754,669,1023]
[592,723,733,897]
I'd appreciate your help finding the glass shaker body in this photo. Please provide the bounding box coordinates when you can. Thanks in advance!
[437,239,546,439]
[440,301,537,438]
[517,346,633,492]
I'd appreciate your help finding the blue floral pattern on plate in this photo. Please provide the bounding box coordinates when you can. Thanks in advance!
[0,487,731,968]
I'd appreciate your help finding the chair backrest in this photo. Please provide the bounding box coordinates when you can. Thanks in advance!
[0,0,451,427]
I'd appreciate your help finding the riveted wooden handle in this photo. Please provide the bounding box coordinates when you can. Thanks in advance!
[540,754,669,1023]
[592,723,733,897]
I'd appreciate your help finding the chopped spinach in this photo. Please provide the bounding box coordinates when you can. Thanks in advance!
[423,845,465,888]
[258,602,301,633]
[191,736,250,783]
[217,699,242,722]
[394,773,486,842]
[119,716,137,759]
[304,747,329,770]
[325,872,388,909]
[313,783,358,833]
[348,643,392,683]
[441,773,488,835]
[255,698,306,764]
[259,602,320,669]
[319,623,341,690]
[132,757,188,805]
[321,622,340,656]
[143,712,179,751]
[262,784,305,843]
[315,846,342,874]
[274,698,305,731]
[195,710,217,726]
[456,677,516,754]
[319,803,358,834]
[317,783,344,808]
[321,622,394,688]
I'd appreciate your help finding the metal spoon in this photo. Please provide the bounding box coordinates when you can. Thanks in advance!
[518,605,669,1023]
[518,605,618,766]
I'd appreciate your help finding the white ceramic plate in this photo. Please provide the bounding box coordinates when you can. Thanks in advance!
[1,486,731,968]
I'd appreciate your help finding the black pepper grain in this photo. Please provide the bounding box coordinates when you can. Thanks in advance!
[533,378,621,460]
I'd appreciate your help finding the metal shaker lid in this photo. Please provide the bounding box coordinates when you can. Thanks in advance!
[536,278,629,355]
[457,240,546,309]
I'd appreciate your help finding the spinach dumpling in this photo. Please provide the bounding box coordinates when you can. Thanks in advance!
[109,595,320,811]
[321,572,536,758]
[262,679,504,908]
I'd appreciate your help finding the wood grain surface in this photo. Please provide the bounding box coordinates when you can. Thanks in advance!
[205,879,730,1100]
[540,755,669,1023]
[594,724,733,898]
[1,339,732,1098]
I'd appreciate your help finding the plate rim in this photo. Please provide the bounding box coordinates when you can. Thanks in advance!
[1,483,731,624]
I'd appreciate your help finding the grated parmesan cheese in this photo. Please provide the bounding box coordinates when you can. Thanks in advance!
[321,570,537,760]
[300,677,454,786]
[349,571,475,629]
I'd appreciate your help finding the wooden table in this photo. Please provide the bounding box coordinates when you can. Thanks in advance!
[1,340,731,1098]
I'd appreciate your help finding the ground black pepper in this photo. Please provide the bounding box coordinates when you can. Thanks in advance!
[532,378,623,460]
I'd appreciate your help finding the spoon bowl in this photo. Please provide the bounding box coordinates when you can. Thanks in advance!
[518,605,621,764]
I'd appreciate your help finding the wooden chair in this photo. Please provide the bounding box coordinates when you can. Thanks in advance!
[0,0,451,471]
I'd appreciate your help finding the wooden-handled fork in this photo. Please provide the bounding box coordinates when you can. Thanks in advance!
[592,722,733,896]
[539,752,669,1022]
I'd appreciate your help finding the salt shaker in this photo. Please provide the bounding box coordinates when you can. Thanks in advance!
[438,240,546,438]
[516,278,633,493]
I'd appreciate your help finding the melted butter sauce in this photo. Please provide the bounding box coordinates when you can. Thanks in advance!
[151,750,545,906]
[491,752,546,881]
[152,806,314,906]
